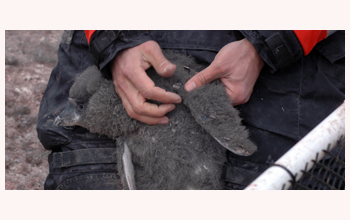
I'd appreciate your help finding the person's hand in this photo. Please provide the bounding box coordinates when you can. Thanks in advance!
[184,38,264,105]
[110,40,182,125]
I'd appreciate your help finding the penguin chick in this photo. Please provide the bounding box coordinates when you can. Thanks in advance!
[54,50,257,190]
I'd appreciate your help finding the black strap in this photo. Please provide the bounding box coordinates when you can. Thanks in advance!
[266,156,297,188]
[90,30,121,65]
[265,32,293,69]
[225,164,260,186]
[270,164,296,184]
[51,148,118,168]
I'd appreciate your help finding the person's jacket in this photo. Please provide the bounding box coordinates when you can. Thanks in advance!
[84,30,339,76]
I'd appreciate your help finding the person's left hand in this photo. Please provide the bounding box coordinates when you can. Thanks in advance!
[184,38,264,105]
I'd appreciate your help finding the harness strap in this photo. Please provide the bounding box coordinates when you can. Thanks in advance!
[90,30,121,65]
[51,148,118,168]
[265,32,294,69]
[225,164,260,186]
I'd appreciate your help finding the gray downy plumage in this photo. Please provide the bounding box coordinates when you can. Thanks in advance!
[54,50,257,190]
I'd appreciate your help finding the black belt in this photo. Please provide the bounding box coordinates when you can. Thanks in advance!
[50,148,118,168]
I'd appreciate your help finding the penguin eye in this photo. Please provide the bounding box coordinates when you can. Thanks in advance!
[77,103,85,111]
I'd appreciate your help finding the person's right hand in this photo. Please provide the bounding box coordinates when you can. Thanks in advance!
[110,40,182,125]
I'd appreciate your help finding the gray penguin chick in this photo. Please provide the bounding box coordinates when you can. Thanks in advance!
[54,50,257,190]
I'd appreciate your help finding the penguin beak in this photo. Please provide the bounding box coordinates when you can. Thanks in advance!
[53,98,81,127]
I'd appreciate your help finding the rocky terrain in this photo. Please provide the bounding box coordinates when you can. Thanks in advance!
[5,30,64,190]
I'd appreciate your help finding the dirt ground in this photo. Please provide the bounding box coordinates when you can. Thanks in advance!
[5,30,64,190]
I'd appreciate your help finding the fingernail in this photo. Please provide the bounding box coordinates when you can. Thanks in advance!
[168,104,176,111]
[163,64,169,73]
[185,81,197,92]
[165,63,176,75]
[158,118,169,125]
[175,96,182,103]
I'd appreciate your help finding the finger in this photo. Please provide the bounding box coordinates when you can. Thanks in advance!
[224,83,251,106]
[116,83,172,125]
[126,101,174,125]
[131,91,177,118]
[117,73,177,118]
[184,64,221,92]
[141,41,177,78]
[125,66,182,104]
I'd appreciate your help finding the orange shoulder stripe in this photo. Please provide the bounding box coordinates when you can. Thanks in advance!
[293,30,327,55]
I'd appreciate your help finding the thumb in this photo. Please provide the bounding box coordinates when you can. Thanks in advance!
[184,64,219,92]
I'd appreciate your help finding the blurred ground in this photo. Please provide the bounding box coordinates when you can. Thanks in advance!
[5,30,64,190]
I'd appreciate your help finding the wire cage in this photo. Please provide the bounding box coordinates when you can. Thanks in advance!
[245,102,345,190]
[288,137,345,190]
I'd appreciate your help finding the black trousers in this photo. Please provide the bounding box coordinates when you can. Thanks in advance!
[37,30,345,190]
